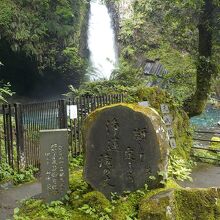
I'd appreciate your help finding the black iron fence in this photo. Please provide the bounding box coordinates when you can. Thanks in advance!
[0,94,124,170]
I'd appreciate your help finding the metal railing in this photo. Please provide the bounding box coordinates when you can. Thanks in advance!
[0,94,124,170]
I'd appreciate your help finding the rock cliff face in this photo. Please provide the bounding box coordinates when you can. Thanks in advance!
[107,0,134,22]
[106,0,134,55]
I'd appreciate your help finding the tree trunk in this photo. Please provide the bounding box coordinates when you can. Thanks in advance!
[184,0,217,117]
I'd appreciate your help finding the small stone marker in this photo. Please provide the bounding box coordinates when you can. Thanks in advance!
[40,129,69,203]
[160,104,170,114]
[163,115,173,126]
[160,104,177,149]
[83,104,169,198]
[138,101,149,107]
[169,138,177,148]
[167,127,175,138]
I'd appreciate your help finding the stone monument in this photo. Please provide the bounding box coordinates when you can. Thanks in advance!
[83,104,169,198]
[40,129,69,202]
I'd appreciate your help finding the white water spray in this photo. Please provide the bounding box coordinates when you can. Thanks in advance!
[88,0,118,80]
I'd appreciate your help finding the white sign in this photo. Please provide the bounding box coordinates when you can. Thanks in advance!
[160,104,170,114]
[163,114,173,126]
[67,105,78,119]
[138,101,149,107]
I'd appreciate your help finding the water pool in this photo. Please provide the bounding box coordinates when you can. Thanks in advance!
[190,107,220,129]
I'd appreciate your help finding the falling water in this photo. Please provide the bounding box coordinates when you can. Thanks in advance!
[88,0,118,80]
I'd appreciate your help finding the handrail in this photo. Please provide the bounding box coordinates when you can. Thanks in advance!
[193,138,220,143]
[192,146,220,153]
[194,130,220,135]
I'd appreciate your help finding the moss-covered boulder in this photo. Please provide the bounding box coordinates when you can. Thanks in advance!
[70,83,192,160]
[130,86,192,160]
[83,104,169,197]
[139,188,220,220]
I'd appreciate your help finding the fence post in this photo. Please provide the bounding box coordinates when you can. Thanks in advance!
[58,100,67,129]
[121,94,124,102]
[14,103,24,171]
[2,104,14,168]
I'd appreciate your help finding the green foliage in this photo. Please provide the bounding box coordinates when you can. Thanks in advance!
[0,162,38,185]
[0,82,13,103]
[192,148,220,165]
[14,199,72,220]
[210,137,220,150]
[0,0,16,27]
[111,0,220,108]
[69,154,84,171]
[0,0,89,93]
[191,136,220,165]
[146,43,197,102]
[17,164,220,220]
[168,155,194,182]
[13,166,38,185]
[77,192,112,219]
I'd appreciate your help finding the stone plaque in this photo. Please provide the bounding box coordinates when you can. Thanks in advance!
[169,138,177,149]
[138,101,149,107]
[40,129,69,203]
[160,104,170,114]
[167,126,175,138]
[83,104,169,198]
[163,114,173,126]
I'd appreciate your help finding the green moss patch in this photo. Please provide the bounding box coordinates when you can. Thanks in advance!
[139,188,220,220]
[14,166,220,220]
[131,87,192,160]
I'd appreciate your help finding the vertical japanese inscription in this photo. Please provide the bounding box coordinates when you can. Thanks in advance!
[125,147,135,183]
[98,118,120,187]
[40,130,69,203]
[133,128,148,162]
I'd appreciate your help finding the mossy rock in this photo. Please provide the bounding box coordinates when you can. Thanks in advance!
[81,191,111,212]
[174,188,220,220]
[83,104,170,197]
[130,86,192,160]
[69,169,89,193]
[111,192,142,220]
[139,188,220,220]
[78,85,192,160]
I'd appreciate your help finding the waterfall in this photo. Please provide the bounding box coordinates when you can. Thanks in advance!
[88,0,118,80]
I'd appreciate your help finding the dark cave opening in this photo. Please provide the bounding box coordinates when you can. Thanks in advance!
[0,39,69,101]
